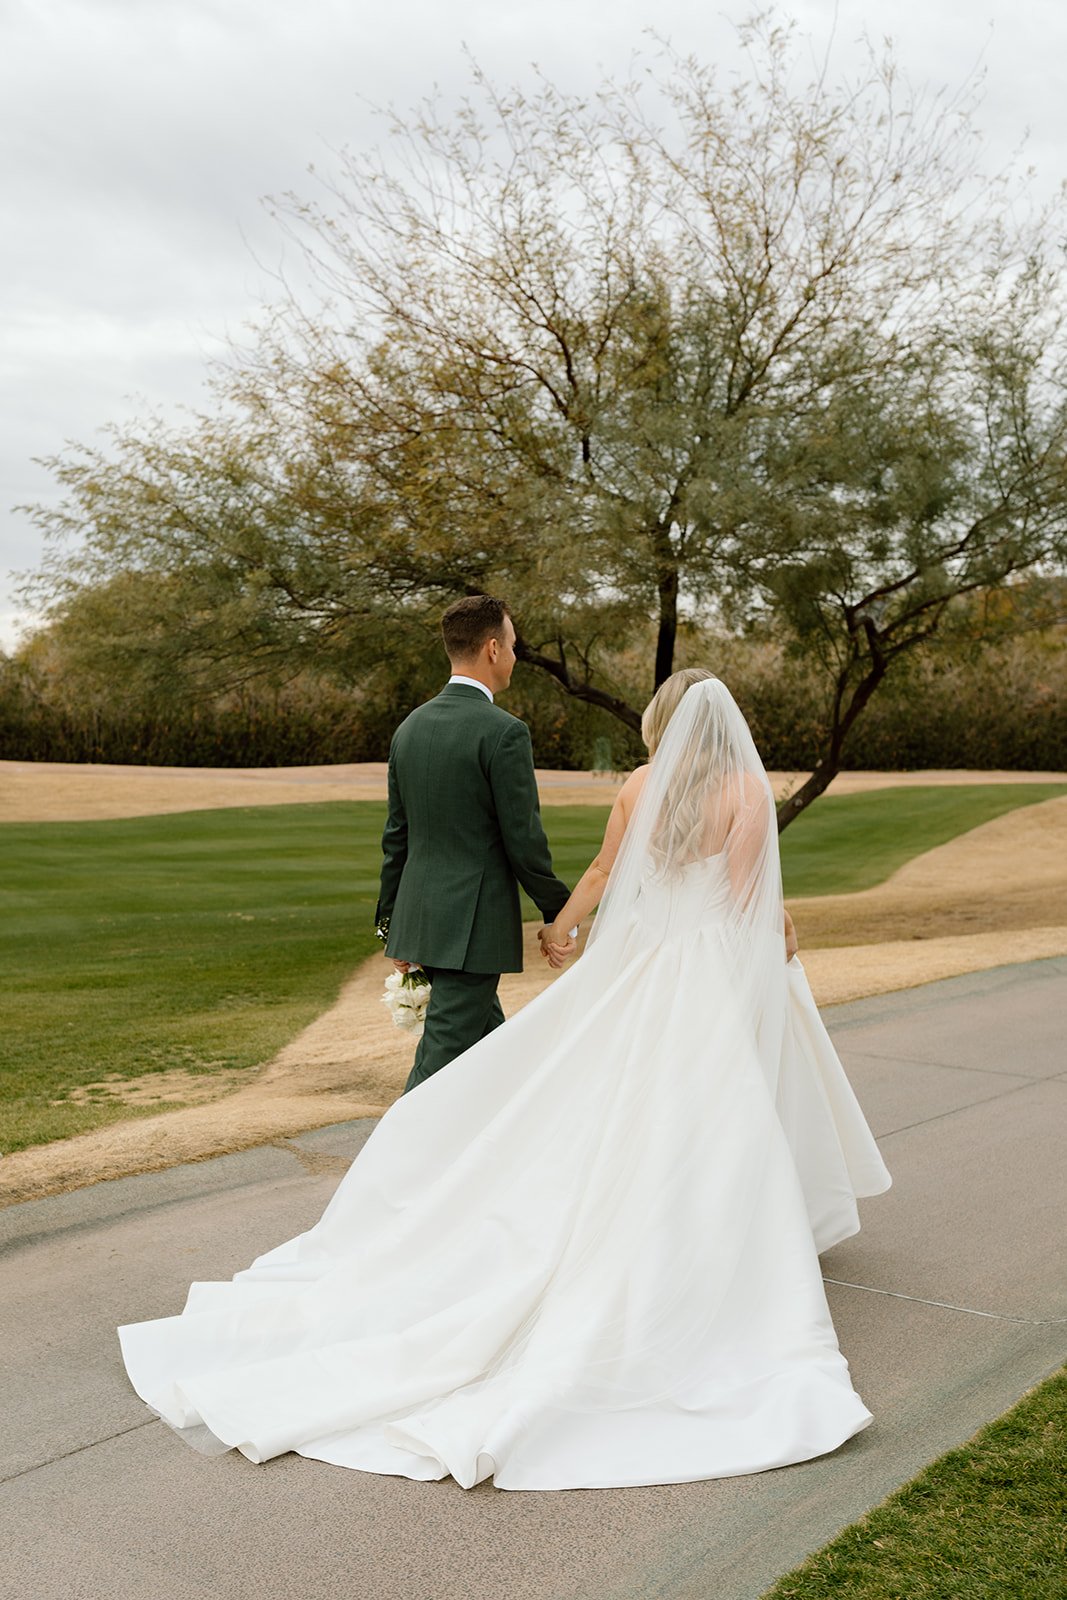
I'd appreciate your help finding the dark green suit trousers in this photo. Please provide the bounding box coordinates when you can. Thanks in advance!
[404,966,505,1092]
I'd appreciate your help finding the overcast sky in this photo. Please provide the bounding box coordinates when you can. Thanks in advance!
[2,0,1064,649]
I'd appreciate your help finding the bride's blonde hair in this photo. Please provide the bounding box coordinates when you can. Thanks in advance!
[643,667,752,872]
[641,667,718,756]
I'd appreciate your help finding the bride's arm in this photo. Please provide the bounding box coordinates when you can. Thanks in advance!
[540,767,648,958]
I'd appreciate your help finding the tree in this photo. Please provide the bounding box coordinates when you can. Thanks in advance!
[734,258,1067,818]
[23,19,1067,821]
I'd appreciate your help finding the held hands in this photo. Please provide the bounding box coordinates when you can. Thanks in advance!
[784,910,799,963]
[538,921,577,970]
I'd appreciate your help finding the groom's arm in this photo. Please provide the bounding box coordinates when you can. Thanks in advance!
[488,718,570,921]
[375,747,408,931]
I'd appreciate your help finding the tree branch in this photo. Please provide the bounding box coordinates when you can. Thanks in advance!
[513,633,642,730]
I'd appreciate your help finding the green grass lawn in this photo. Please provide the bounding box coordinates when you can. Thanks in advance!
[0,804,386,1152]
[762,1364,1067,1600]
[1,782,1062,1153]
[777,783,1067,897]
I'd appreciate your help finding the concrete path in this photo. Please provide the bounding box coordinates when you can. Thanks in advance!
[2,960,1064,1600]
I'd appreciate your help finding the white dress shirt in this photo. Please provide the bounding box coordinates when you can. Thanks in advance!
[448,674,494,702]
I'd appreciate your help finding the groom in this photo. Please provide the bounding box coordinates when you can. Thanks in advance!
[375,595,575,1092]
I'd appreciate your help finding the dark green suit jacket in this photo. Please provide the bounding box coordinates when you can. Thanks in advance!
[375,683,570,974]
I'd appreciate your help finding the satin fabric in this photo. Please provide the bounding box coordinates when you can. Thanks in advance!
[119,856,890,1489]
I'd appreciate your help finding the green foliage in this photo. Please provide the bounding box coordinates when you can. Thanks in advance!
[3,631,1063,772]
[763,1365,1067,1600]
[0,648,646,769]
[0,653,421,767]
[711,629,1067,773]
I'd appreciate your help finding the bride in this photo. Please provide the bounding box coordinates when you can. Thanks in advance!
[119,669,890,1490]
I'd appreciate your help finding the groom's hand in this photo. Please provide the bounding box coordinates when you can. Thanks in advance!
[538,926,577,969]
[389,958,414,974]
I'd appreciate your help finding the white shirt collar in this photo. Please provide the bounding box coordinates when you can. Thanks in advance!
[448,674,494,702]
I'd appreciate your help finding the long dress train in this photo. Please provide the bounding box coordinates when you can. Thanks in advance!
[119,850,890,1490]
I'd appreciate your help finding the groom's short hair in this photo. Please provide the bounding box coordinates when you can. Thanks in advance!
[441,595,510,662]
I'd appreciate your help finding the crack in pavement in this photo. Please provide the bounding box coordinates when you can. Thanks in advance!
[841,1046,1039,1080]
[823,1277,1066,1326]
[8,1280,1058,1494]
[873,1074,1048,1142]
[0,1418,158,1487]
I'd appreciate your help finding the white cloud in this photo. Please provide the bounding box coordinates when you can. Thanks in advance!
[3,0,1065,628]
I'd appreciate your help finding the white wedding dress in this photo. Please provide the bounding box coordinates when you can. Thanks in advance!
[119,681,891,1489]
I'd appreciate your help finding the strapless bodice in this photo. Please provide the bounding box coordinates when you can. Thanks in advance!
[636,852,733,939]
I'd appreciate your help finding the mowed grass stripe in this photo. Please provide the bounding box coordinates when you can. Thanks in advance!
[1,784,1062,1152]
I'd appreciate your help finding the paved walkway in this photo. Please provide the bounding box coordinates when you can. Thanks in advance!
[2,959,1064,1600]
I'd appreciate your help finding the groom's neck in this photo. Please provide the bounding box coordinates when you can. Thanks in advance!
[448,661,496,694]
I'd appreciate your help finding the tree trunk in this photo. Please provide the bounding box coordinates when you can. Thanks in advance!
[776,656,887,832]
[654,565,678,690]
[774,756,843,832]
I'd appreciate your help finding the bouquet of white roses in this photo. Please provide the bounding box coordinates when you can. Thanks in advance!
[381,966,432,1038]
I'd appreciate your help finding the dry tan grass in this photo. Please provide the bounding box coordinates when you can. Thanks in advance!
[4,757,1066,823]
[791,794,1067,948]
[0,758,623,821]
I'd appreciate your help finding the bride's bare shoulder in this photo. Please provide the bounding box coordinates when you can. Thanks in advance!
[617,764,651,813]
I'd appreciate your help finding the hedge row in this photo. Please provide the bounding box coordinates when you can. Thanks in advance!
[1,637,1063,772]
[730,644,1067,772]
